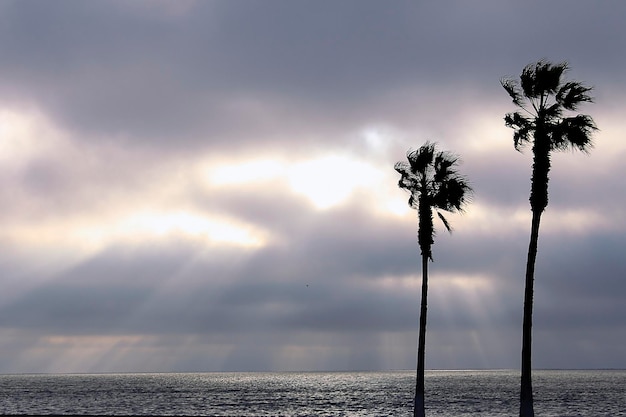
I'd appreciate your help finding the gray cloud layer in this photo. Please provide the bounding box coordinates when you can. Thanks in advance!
[0,1,624,373]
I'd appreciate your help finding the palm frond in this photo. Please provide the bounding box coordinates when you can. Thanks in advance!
[519,64,537,99]
[551,114,597,152]
[394,160,410,175]
[433,152,458,183]
[519,60,568,100]
[395,161,421,208]
[543,103,563,120]
[536,60,567,95]
[501,78,524,106]
[504,112,534,150]
[436,211,452,233]
[504,111,532,130]
[556,81,594,111]
[409,142,436,174]
[434,176,472,213]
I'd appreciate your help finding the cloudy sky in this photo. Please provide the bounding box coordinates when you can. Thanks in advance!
[0,1,624,374]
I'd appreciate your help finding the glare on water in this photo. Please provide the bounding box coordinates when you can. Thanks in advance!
[0,370,623,416]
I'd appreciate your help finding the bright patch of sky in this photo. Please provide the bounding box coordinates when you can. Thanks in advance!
[209,154,390,210]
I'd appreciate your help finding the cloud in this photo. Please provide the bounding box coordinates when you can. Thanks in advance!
[1,1,623,151]
[0,1,625,373]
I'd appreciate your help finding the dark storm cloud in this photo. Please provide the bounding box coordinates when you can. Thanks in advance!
[1,1,624,150]
[537,232,626,311]
[463,137,623,215]
[0,0,420,146]
[547,152,626,213]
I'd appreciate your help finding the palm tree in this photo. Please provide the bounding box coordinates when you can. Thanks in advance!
[501,60,597,417]
[395,142,472,417]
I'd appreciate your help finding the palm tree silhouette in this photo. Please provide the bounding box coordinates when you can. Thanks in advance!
[501,60,597,417]
[395,142,472,417]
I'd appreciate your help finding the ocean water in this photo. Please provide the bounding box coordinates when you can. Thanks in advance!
[0,370,623,416]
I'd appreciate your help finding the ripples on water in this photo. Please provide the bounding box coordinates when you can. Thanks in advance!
[0,370,623,416]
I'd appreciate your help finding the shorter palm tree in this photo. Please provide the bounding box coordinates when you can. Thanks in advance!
[395,142,472,417]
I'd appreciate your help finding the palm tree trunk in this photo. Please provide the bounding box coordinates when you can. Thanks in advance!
[520,209,542,417]
[414,252,429,417]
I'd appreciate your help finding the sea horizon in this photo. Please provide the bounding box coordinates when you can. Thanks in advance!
[2,369,624,416]
[2,367,624,376]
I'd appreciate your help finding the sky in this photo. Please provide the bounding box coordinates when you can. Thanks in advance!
[0,0,624,374]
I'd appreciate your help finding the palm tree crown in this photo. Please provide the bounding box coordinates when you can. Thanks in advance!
[394,142,472,260]
[501,60,597,213]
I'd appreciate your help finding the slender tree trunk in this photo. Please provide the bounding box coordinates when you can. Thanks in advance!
[520,209,542,417]
[414,252,429,417]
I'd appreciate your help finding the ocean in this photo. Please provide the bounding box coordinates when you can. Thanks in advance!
[0,370,623,416]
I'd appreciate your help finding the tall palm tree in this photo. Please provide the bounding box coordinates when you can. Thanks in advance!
[501,60,597,417]
[395,142,472,417]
